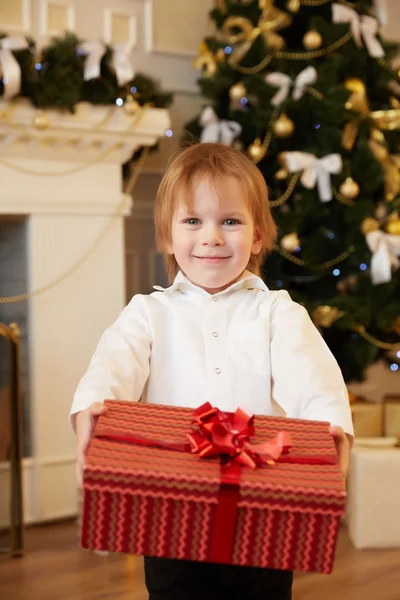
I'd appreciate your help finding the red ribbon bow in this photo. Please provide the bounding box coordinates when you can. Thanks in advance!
[187,402,292,469]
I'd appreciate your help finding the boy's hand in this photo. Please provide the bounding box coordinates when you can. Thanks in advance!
[75,402,106,486]
[329,425,351,481]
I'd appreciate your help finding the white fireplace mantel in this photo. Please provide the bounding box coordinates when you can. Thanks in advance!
[0,99,170,525]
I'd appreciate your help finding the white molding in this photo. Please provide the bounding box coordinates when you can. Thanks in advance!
[104,8,137,46]
[0,99,171,164]
[143,0,196,59]
[0,0,31,33]
[0,191,133,216]
[0,456,78,526]
[143,0,153,52]
[39,0,76,37]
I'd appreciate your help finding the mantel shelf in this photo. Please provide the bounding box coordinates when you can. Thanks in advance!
[0,99,170,165]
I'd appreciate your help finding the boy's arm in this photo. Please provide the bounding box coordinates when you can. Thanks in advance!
[70,294,152,424]
[269,292,354,439]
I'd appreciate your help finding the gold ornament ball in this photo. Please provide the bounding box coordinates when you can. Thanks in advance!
[273,114,295,138]
[248,139,265,162]
[303,30,323,50]
[287,0,300,12]
[385,219,400,235]
[281,232,300,252]
[229,82,247,101]
[361,217,380,235]
[33,110,49,130]
[339,177,360,200]
[275,167,289,180]
[124,95,140,115]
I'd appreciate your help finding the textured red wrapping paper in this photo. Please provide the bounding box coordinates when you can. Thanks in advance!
[81,400,346,574]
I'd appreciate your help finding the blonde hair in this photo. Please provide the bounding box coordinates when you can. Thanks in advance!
[154,143,277,281]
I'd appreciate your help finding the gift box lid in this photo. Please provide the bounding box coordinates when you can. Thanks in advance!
[85,401,346,516]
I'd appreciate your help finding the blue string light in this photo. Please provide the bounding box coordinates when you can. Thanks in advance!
[224,46,233,54]
[390,363,399,372]
[333,269,340,276]
[115,98,123,107]
[327,231,335,239]
[130,86,137,93]
[166,129,173,137]
[276,280,283,288]
[397,351,400,359]
[240,97,248,106]
[359,263,367,271]
[35,63,42,71]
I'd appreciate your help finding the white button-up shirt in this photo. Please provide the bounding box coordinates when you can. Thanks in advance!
[71,270,354,436]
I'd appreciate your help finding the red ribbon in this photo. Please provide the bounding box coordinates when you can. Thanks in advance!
[98,402,336,564]
[186,402,293,563]
[187,402,292,468]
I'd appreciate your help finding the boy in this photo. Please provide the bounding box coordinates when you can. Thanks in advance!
[71,143,353,600]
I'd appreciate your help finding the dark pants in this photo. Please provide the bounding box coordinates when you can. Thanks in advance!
[144,556,293,600]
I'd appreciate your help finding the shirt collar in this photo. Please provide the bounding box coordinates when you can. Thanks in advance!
[153,270,269,296]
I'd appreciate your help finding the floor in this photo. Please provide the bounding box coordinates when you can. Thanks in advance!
[1,520,400,600]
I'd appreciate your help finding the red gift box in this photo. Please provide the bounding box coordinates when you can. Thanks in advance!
[81,400,346,574]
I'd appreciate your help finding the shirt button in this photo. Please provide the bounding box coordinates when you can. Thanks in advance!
[215,368,221,374]
[212,332,218,337]
[212,297,218,303]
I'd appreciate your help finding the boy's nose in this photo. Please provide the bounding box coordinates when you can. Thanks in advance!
[201,223,223,246]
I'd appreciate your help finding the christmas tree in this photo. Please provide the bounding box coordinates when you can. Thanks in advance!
[185,0,400,382]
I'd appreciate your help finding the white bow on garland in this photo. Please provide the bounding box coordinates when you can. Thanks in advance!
[365,229,400,285]
[282,152,343,202]
[0,35,29,99]
[332,4,384,58]
[200,107,242,146]
[265,67,317,107]
[78,40,135,86]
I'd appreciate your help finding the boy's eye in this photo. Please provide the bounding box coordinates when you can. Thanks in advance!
[224,219,239,226]
[184,218,200,225]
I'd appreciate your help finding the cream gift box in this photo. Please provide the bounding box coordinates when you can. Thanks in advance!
[346,439,400,549]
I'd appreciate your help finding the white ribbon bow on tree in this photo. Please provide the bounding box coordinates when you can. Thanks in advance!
[0,35,29,99]
[332,3,384,58]
[78,40,135,86]
[283,152,343,202]
[200,107,242,146]
[265,67,317,107]
[365,229,400,285]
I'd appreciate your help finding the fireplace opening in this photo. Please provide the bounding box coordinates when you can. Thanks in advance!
[0,215,31,459]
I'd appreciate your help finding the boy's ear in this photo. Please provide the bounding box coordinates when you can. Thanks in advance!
[251,227,263,255]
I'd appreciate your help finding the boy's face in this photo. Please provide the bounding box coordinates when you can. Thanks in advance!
[167,175,262,294]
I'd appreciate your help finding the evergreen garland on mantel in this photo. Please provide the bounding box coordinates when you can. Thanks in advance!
[0,32,173,113]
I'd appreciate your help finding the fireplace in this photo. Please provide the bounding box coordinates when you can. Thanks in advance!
[0,99,169,525]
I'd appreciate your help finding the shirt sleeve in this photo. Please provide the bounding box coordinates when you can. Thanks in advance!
[70,294,152,422]
[269,291,354,437]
